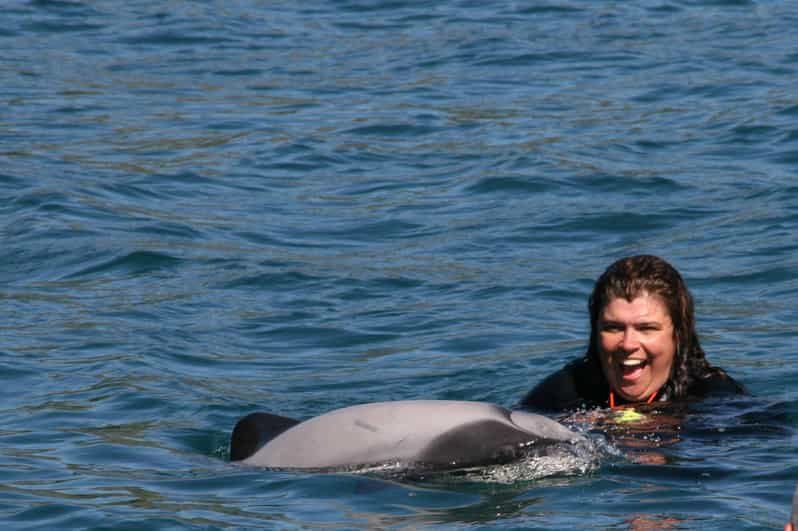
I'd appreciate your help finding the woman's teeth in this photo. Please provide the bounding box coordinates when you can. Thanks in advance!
[621,360,646,371]
[621,359,645,368]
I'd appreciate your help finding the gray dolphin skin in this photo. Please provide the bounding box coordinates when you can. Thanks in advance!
[230,400,585,471]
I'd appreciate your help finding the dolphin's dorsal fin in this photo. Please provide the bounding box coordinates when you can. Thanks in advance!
[230,412,301,461]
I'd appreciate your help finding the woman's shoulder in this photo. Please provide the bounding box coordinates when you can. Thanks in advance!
[687,367,746,399]
[518,357,608,412]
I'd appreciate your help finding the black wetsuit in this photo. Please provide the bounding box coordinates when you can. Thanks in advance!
[519,356,745,412]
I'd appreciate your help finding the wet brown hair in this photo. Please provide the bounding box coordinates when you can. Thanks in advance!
[586,255,719,400]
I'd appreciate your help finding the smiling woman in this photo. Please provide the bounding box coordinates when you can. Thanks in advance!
[519,255,745,411]
[599,294,675,405]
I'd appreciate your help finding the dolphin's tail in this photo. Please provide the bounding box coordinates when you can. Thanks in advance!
[230,412,301,461]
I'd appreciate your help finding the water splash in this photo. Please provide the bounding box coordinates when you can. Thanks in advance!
[334,436,610,484]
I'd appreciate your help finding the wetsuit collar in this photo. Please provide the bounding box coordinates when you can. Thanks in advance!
[609,390,658,409]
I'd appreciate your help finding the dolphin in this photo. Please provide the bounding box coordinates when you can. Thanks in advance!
[230,400,585,471]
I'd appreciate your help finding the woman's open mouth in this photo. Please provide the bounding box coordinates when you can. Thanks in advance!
[618,358,648,381]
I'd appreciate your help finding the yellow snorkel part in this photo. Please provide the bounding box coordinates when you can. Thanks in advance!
[608,390,657,423]
[613,408,645,423]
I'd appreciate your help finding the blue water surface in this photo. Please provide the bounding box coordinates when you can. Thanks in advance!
[2,0,798,529]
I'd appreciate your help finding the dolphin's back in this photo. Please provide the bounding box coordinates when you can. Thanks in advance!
[231,400,583,470]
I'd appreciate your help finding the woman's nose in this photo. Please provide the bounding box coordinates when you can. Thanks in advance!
[620,328,640,351]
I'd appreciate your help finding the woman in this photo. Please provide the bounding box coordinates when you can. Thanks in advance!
[520,255,744,411]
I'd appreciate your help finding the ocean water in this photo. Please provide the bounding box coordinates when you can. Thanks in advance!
[2,0,798,529]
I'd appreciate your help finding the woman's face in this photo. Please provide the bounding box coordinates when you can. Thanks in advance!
[597,293,676,403]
